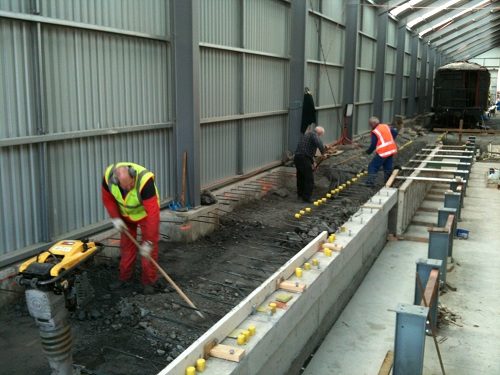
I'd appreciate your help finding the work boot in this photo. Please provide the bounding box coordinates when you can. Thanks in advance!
[143,285,155,295]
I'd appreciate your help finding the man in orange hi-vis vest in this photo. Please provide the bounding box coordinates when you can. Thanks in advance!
[365,116,398,186]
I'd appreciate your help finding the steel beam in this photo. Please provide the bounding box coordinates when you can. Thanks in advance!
[342,0,359,137]
[406,34,418,117]
[415,258,442,331]
[373,9,388,120]
[418,41,428,114]
[438,207,457,239]
[172,0,201,207]
[393,22,406,116]
[428,221,453,284]
[427,48,435,111]
[444,191,461,220]
[393,303,429,375]
[288,0,307,152]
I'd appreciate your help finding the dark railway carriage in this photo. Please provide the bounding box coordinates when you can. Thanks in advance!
[432,61,490,129]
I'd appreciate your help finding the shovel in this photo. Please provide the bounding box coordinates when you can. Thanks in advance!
[122,229,205,319]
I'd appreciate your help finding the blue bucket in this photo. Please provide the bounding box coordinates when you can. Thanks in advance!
[456,228,469,239]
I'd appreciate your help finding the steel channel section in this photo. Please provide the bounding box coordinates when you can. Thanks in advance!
[406,35,418,117]
[172,0,201,207]
[418,41,427,114]
[438,208,457,241]
[288,0,307,152]
[393,303,429,375]
[444,191,461,221]
[428,230,451,285]
[414,258,442,332]
[373,9,388,119]
[427,48,435,112]
[342,0,359,138]
[393,22,406,116]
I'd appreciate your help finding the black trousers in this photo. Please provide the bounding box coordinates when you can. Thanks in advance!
[294,154,314,200]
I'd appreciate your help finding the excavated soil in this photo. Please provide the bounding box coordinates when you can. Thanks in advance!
[0,129,454,375]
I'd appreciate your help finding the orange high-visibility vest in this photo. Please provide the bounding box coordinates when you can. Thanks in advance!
[372,124,397,158]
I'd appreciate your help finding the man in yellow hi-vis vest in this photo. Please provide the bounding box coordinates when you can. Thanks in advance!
[101,162,160,295]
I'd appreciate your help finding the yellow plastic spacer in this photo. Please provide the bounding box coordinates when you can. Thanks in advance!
[304,262,311,270]
[299,210,305,215]
[305,207,312,212]
[248,325,256,336]
[294,213,301,219]
[186,366,196,375]
[326,193,332,198]
[196,358,206,372]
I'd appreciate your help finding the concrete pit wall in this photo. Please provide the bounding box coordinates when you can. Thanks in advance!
[160,187,398,375]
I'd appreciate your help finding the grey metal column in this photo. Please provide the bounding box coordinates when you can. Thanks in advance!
[238,0,245,174]
[393,23,405,116]
[393,303,429,375]
[444,191,461,220]
[342,0,359,137]
[406,34,418,117]
[32,0,51,241]
[172,0,201,207]
[428,229,450,284]
[427,48,435,111]
[288,0,307,151]
[414,258,442,332]
[373,9,388,119]
[418,41,427,114]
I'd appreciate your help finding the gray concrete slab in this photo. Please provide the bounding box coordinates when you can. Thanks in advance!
[303,162,500,375]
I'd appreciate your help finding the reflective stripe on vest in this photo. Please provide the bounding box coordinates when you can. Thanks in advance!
[104,162,159,222]
[373,124,397,158]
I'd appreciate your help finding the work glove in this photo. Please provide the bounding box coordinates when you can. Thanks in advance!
[139,241,153,258]
[111,218,127,232]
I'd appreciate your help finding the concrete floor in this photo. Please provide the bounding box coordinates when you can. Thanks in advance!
[303,161,500,375]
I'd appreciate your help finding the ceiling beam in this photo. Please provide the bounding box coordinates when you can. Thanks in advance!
[428,9,496,42]
[419,1,496,39]
[451,35,500,59]
[438,24,500,52]
[433,17,500,47]
[445,32,500,55]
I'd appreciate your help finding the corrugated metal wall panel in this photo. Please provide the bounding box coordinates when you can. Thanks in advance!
[384,101,393,120]
[357,70,374,102]
[200,0,240,46]
[0,0,31,12]
[355,104,372,133]
[320,20,344,65]
[384,75,395,99]
[1,1,173,256]
[200,48,239,119]
[244,0,290,56]
[47,129,173,237]
[387,19,396,46]
[318,66,343,107]
[360,2,376,37]
[42,25,171,133]
[0,145,43,254]
[317,109,342,143]
[385,47,397,73]
[306,13,320,60]
[244,55,288,113]
[38,0,168,37]
[0,19,37,138]
[321,0,345,25]
[200,122,238,186]
[305,64,318,96]
[242,116,286,172]
[359,35,375,70]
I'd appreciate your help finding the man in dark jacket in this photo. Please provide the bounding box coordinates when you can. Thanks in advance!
[294,126,328,203]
